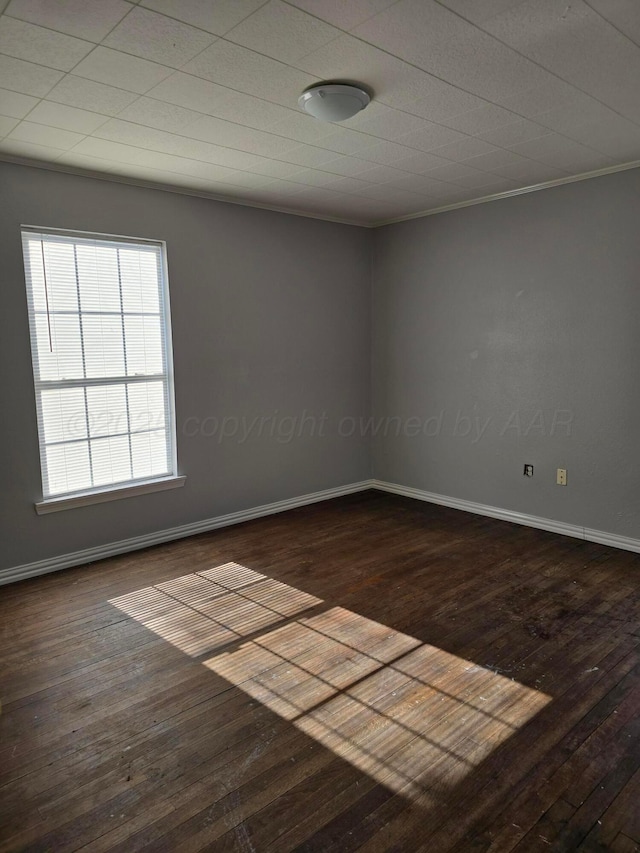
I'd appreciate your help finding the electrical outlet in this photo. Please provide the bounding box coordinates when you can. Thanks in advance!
[524,464,534,477]
[557,468,567,486]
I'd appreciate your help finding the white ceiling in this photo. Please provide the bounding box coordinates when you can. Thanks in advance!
[1,0,639,226]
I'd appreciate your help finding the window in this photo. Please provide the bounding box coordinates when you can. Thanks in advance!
[22,228,182,512]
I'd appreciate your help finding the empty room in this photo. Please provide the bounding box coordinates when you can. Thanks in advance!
[1,1,639,851]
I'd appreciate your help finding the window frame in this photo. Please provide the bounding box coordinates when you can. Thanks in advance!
[21,225,184,514]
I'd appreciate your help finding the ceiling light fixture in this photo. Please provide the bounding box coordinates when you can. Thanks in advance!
[298,83,371,123]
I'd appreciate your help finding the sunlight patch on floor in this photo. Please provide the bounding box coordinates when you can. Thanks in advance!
[110,563,550,798]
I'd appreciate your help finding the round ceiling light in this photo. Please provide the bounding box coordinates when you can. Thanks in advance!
[298,83,371,123]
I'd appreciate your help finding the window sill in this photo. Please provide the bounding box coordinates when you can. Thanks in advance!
[35,475,186,515]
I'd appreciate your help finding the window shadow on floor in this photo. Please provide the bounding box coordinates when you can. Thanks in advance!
[108,561,552,847]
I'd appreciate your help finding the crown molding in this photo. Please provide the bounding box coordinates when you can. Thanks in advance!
[2,152,639,230]
[372,159,640,226]
[0,153,371,229]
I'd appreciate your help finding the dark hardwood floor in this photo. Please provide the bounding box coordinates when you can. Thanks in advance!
[1,490,639,852]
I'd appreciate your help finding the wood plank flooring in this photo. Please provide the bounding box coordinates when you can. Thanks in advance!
[0,490,639,852]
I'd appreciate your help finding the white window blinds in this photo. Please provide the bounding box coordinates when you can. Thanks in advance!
[21,228,177,500]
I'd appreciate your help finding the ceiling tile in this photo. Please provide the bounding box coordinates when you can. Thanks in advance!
[27,101,109,134]
[428,136,499,162]
[443,103,521,135]
[0,86,37,118]
[216,169,277,189]
[8,119,85,148]
[5,0,131,41]
[55,149,148,174]
[0,137,65,159]
[72,136,248,183]
[279,186,341,208]
[354,184,432,204]
[383,173,459,195]
[46,75,138,115]
[355,139,423,166]
[476,117,550,147]
[497,78,586,117]
[298,35,450,111]
[206,92,295,131]
[353,0,469,48]
[462,147,531,173]
[285,167,346,188]
[436,0,534,25]
[57,152,226,192]
[150,72,295,132]
[72,46,173,94]
[0,114,18,135]
[265,111,339,144]
[0,0,636,224]
[0,54,63,96]
[272,143,341,168]
[352,0,550,100]
[260,179,309,196]
[309,125,375,155]
[139,0,266,36]
[559,151,617,172]
[286,0,398,30]
[345,103,434,141]
[476,175,520,192]
[395,122,468,152]
[424,161,493,184]
[483,0,640,110]
[448,170,501,188]
[586,0,640,47]
[509,133,614,170]
[413,186,476,204]
[71,139,185,177]
[398,81,487,123]
[557,116,640,161]
[392,151,451,174]
[147,72,248,115]
[532,100,622,134]
[103,6,215,68]
[144,154,250,182]
[93,118,268,169]
[226,0,340,64]
[588,85,640,125]
[183,40,318,107]
[117,97,203,133]
[496,161,569,183]
[311,154,380,176]
[319,175,375,195]
[185,114,300,157]
[350,163,414,183]
[244,158,308,178]
[0,16,93,71]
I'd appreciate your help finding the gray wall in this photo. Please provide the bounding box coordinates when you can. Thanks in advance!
[373,168,640,538]
[3,160,639,573]
[0,162,372,571]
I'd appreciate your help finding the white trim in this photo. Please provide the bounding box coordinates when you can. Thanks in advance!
[6,478,639,586]
[0,155,369,229]
[2,480,374,586]
[372,480,640,554]
[21,224,164,246]
[374,159,640,226]
[1,153,639,230]
[35,475,187,515]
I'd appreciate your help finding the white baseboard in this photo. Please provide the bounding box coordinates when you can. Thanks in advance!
[0,480,374,587]
[4,478,637,587]
[373,480,640,555]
